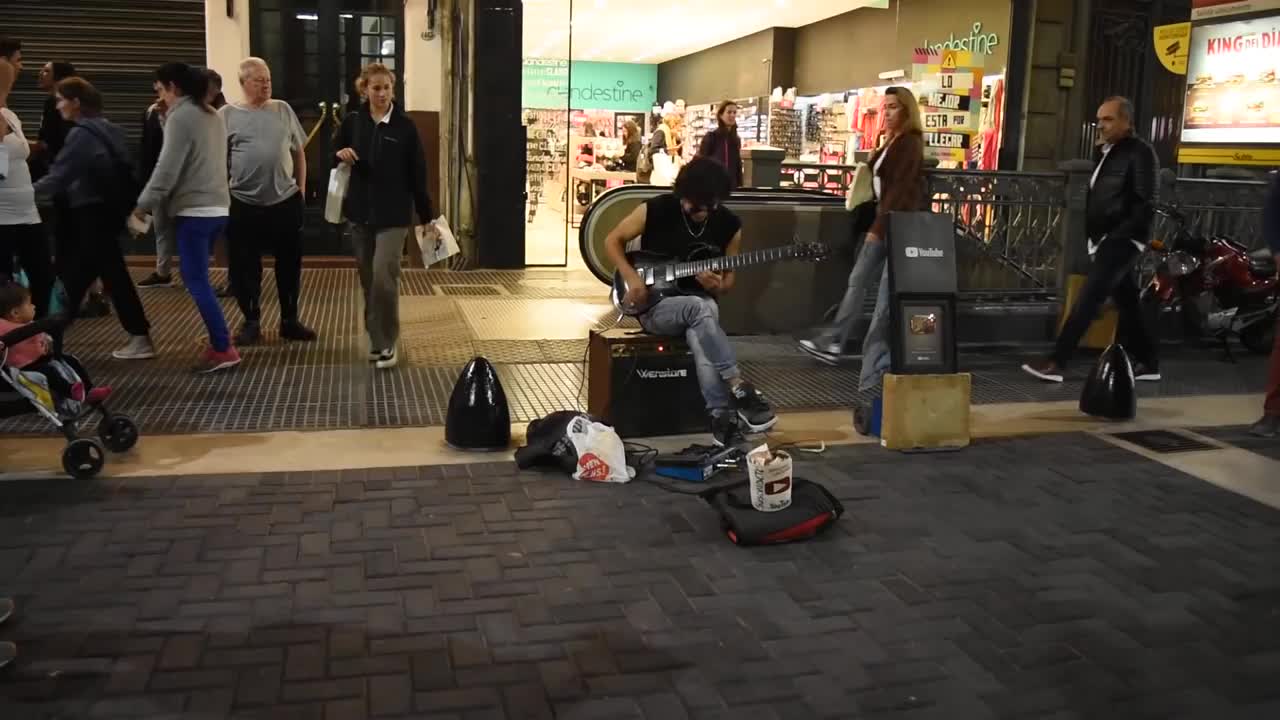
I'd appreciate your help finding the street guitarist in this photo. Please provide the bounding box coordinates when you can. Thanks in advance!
[604,157,776,446]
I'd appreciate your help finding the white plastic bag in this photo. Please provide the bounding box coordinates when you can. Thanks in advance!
[418,215,460,267]
[566,416,634,483]
[650,152,679,186]
[324,163,351,224]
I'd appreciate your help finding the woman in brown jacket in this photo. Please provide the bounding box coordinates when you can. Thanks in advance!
[799,86,925,389]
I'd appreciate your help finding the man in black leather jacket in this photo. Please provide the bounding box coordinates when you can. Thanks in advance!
[1024,97,1160,383]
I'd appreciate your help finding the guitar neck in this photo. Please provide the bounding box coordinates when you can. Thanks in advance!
[669,246,798,279]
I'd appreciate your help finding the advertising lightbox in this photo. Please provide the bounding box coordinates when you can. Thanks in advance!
[1180,16,1280,145]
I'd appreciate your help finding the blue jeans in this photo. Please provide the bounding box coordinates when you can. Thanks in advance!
[814,238,892,391]
[176,216,231,352]
[640,295,739,416]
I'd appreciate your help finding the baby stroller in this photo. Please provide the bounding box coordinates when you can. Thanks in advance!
[0,316,139,478]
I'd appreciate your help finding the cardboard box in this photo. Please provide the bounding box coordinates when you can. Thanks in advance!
[881,373,972,451]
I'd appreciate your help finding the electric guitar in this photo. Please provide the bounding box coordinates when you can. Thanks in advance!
[610,240,830,316]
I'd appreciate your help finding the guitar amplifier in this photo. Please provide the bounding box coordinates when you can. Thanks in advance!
[588,328,707,438]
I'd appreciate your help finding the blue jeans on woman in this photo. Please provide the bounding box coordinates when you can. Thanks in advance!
[806,238,892,391]
[176,216,231,352]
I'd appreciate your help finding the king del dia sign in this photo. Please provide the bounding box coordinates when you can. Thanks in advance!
[522,59,657,112]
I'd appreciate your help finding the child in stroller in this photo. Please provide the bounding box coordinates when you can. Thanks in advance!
[0,281,139,478]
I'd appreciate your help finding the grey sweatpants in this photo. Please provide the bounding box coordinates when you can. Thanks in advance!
[350,224,407,351]
[154,210,175,276]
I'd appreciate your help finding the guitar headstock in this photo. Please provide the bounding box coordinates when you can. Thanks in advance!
[792,242,831,261]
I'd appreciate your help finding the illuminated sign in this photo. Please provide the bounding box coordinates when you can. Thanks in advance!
[1181,17,1280,145]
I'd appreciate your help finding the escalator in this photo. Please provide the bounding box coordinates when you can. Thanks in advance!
[577,185,1060,344]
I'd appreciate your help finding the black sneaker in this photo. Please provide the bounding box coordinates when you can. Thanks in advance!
[136,272,173,289]
[281,320,318,342]
[0,597,13,625]
[1250,415,1280,438]
[235,323,262,347]
[731,381,776,433]
[0,640,14,670]
[1132,363,1161,382]
[712,413,746,448]
[81,293,111,318]
[216,284,235,299]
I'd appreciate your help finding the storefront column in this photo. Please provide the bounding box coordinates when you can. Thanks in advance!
[999,0,1036,170]
[472,0,525,268]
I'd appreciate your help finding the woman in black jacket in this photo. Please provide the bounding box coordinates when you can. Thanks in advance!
[335,63,434,370]
[697,100,743,188]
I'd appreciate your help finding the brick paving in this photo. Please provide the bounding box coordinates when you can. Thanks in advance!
[2,434,1280,719]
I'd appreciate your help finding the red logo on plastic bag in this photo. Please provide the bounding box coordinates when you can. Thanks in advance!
[577,453,610,482]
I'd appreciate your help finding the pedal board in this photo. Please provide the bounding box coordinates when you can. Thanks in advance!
[652,445,744,483]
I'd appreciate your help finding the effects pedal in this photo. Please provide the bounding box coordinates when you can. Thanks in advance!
[652,445,744,483]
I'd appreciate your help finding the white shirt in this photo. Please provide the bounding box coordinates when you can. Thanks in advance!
[1087,143,1146,255]
[872,136,894,202]
[0,108,42,226]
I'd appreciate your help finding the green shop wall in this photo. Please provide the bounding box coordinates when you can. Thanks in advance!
[522,59,658,112]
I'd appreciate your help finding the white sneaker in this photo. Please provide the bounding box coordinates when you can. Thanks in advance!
[375,347,398,370]
[111,335,157,360]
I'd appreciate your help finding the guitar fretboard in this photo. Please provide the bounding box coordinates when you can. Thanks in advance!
[669,246,798,279]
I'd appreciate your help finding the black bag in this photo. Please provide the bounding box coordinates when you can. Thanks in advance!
[74,123,140,220]
[850,200,877,239]
[704,478,844,546]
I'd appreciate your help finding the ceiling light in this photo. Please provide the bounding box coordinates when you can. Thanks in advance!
[295,12,319,20]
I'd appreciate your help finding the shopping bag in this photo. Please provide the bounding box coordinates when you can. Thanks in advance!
[324,163,351,224]
[650,152,678,186]
[566,415,634,483]
[846,162,873,210]
[417,215,460,267]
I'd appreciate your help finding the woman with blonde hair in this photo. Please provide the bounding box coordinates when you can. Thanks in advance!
[648,110,684,186]
[334,63,435,370]
[799,86,925,390]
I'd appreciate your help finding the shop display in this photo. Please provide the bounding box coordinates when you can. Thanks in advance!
[769,105,803,158]
[523,109,569,222]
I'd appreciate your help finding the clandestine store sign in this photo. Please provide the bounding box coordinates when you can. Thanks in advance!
[521,59,657,112]
[913,49,984,165]
[1179,16,1280,145]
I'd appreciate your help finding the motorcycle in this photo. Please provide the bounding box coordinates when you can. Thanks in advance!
[1141,204,1278,357]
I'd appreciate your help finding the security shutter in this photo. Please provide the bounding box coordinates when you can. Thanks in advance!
[4,0,207,154]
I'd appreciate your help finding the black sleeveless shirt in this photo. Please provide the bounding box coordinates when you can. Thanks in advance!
[640,193,742,259]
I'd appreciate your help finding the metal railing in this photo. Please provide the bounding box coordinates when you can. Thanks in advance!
[773,160,1269,295]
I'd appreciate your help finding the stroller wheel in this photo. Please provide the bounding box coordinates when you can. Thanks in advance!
[99,415,140,453]
[62,439,105,479]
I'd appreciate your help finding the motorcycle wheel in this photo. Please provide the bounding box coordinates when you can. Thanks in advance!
[1240,312,1277,355]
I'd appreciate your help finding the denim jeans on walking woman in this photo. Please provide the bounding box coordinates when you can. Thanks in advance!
[176,216,232,352]
[639,295,739,416]
[812,238,892,390]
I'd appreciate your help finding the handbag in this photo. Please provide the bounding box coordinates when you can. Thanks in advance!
[324,163,351,224]
[846,162,873,210]
[417,215,460,266]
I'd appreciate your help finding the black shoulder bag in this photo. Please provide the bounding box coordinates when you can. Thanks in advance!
[73,122,141,220]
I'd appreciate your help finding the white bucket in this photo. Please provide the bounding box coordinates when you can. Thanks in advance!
[747,446,793,512]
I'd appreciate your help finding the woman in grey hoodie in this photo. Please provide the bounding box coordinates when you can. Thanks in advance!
[32,77,155,360]
[134,63,239,374]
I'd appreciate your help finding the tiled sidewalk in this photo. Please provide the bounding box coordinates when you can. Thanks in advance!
[2,434,1280,719]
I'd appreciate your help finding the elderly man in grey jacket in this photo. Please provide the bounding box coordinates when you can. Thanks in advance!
[221,57,316,345]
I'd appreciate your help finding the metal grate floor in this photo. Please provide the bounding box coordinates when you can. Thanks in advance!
[1110,430,1217,454]
[0,268,1269,435]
